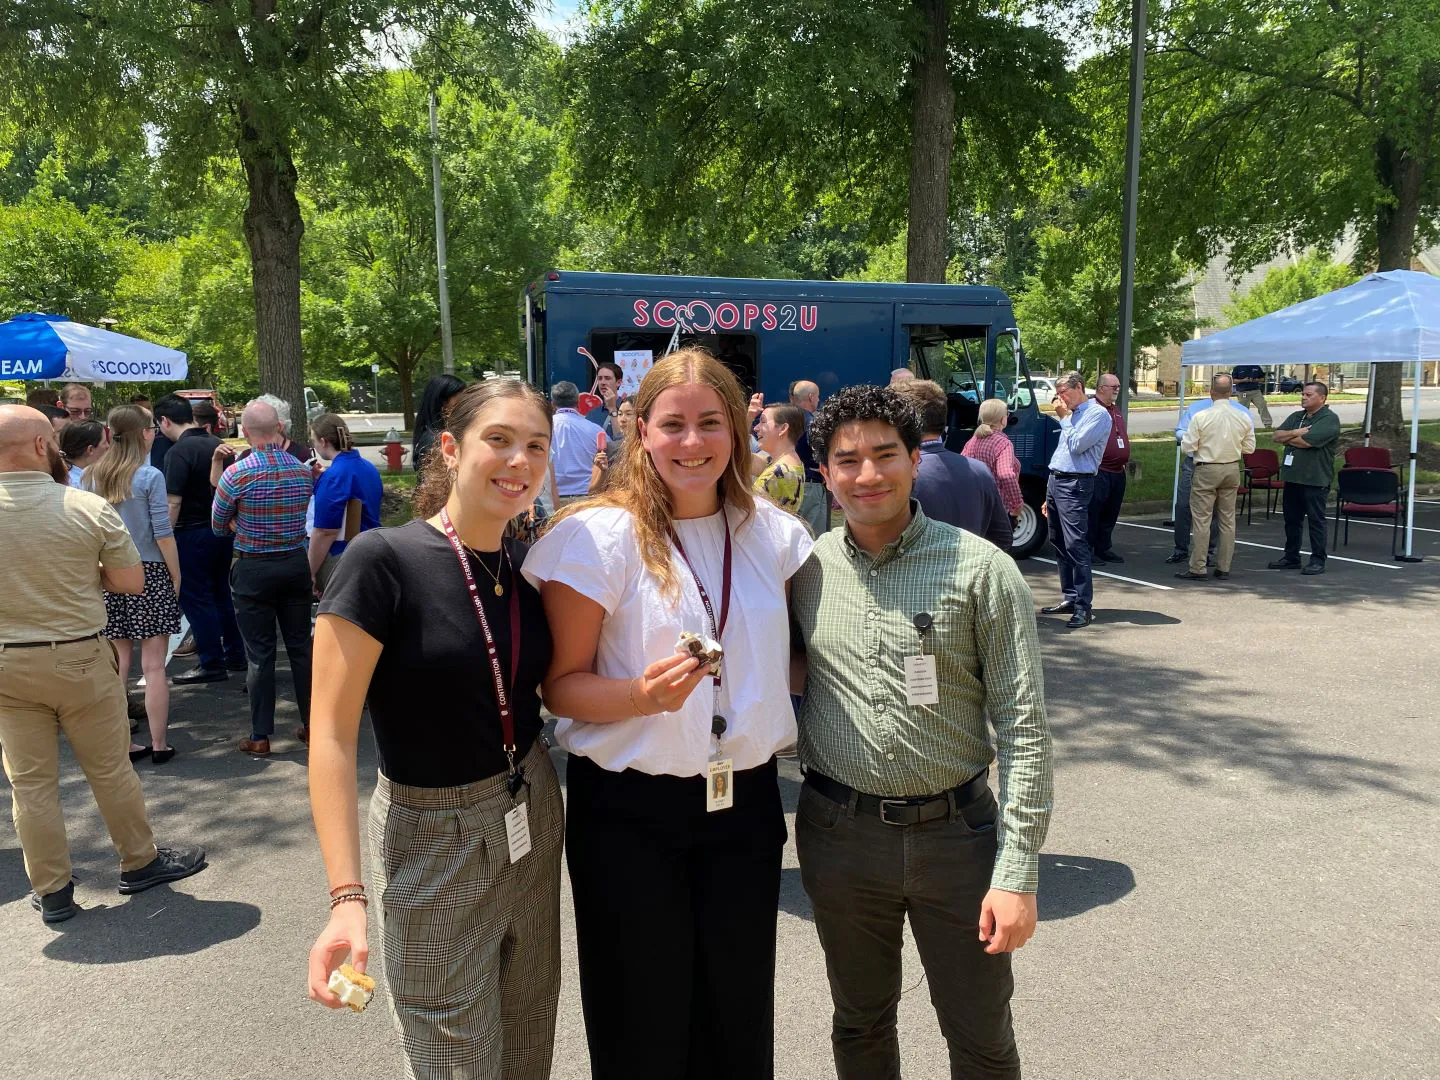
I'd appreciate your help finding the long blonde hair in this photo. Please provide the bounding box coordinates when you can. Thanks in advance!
[87,406,150,505]
[974,398,1009,438]
[551,348,755,597]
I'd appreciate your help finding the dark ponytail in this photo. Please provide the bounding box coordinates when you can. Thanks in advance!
[413,380,554,518]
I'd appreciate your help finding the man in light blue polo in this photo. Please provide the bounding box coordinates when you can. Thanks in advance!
[548,380,601,506]
[1040,371,1111,628]
[1167,391,1254,566]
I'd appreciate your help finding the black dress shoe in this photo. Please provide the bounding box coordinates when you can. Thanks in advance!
[31,880,78,924]
[172,667,228,685]
[1213,570,1231,580]
[1041,601,1076,615]
[1164,552,1188,564]
[1096,551,1125,564]
[1267,559,1302,570]
[1065,611,1093,629]
[1301,562,1325,575]
[118,845,207,895]
[1174,570,1208,580]
[129,746,152,763]
[151,748,177,765]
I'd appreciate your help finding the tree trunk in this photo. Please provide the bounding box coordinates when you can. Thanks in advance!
[905,0,955,283]
[1371,134,1424,436]
[240,116,308,443]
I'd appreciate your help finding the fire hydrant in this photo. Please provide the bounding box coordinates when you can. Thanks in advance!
[382,427,408,473]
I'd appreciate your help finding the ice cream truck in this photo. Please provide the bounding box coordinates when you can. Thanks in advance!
[521,270,1060,555]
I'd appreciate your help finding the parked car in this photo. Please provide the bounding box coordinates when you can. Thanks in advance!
[304,386,325,421]
[1010,376,1057,408]
[175,389,237,436]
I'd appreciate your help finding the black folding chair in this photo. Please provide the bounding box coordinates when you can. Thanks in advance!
[1333,468,1405,555]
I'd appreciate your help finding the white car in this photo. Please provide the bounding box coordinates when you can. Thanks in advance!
[1011,377,1057,407]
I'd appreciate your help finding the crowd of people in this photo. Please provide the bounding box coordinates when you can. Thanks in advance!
[2,355,1343,1079]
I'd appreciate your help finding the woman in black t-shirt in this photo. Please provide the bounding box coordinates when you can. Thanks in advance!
[306,380,563,1080]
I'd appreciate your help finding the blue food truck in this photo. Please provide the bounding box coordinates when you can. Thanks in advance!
[521,270,1059,555]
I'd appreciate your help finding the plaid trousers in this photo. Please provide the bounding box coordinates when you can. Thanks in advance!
[369,740,565,1080]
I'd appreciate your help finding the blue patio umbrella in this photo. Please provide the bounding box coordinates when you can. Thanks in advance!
[0,313,188,382]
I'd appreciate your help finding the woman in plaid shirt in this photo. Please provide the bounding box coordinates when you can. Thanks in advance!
[962,398,1025,519]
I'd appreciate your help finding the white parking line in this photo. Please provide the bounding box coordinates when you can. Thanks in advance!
[1033,556,1176,590]
[1115,521,1402,570]
[1343,517,1440,536]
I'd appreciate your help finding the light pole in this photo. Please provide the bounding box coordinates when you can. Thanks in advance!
[429,88,456,376]
[1114,0,1147,422]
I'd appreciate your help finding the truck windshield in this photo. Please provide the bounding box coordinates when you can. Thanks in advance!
[907,326,987,399]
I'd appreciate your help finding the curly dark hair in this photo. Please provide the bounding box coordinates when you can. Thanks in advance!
[808,384,923,466]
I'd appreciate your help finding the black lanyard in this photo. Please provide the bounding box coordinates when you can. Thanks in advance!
[440,509,524,791]
[669,517,733,741]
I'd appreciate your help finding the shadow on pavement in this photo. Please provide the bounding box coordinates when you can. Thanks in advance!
[1093,609,1182,627]
[1037,854,1135,921]
[779,866,812,921]
[41,887,261,963]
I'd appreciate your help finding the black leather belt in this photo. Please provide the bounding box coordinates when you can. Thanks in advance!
[1195,460,1240,466]
[2,633,101,649]
[1050,470,1096,480]
[235,547,306,559]
[804,769,989,826]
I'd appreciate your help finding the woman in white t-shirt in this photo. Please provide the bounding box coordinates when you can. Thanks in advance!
[523,348,813,1079]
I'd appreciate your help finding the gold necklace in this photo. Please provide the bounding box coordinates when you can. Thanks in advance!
[465,545,509,597]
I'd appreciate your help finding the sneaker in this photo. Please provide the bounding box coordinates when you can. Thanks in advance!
[31,880,78,924]
[118,846,207,895]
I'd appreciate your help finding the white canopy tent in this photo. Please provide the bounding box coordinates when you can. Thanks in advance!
[1179,269,1440,561]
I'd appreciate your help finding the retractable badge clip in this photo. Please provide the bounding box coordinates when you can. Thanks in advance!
[905,612,940,707]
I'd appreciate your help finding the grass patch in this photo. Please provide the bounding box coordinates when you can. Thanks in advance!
[380,471,419,527]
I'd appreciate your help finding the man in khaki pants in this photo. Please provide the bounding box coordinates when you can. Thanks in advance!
[0,405,206,924]
[1176,376,1256,581]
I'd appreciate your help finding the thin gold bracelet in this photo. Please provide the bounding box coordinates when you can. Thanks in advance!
[629,677,651,717]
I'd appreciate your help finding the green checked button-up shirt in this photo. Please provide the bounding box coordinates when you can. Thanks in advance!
[791,504,1053,893]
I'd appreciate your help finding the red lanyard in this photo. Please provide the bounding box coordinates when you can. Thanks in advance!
[440,509,522,773]
[669,517,732,690]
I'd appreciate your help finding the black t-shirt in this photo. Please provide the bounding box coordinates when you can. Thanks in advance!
[318,519,552,787]
[164,428,223,529]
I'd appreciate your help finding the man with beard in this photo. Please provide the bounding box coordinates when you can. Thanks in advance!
[0,406,206,925]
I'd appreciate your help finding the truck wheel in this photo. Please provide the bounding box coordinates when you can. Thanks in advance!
[1007,484,1048,559]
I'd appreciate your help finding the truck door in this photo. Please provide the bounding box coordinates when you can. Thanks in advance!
[991,326,1058,558]
[897,306,993,449]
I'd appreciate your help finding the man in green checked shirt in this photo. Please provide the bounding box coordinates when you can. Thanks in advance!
[790,385,1053,1080]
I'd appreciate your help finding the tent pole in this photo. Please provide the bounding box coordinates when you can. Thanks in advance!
[1398,357,1423,562]
[1168,367,1186,525]
[1362,362,1375,447]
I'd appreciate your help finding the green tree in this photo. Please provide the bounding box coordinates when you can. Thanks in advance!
[563,0,1076,283]
[1223,253,1361,326]
[1108,0,1440,434]
[0,191,137,323]
[307,68,565,425]
[2,0,530,439]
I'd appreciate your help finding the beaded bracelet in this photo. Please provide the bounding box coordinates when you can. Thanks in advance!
[330,891,368,910]
[328,882,363,897]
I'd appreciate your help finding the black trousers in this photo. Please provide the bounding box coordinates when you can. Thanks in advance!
[1282,482,1329,563]
[1087,469,1126,555]
[565,753,785,1080]
[229,550,313,738]
[796,779,1019,1080]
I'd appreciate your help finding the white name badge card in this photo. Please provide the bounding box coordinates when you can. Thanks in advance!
[1283,452,1295,466]
[505,802,532,863]
[904,654,940,706]
[707,758,734,813]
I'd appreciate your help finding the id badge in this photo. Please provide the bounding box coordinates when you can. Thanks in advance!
[504,802,532,863]
[1116,438,1125,449]
[1283,452,1295,466]
[904,654,940,706]
[707,757,734,813]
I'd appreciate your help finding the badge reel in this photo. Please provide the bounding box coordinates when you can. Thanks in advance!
[904,612,940,708]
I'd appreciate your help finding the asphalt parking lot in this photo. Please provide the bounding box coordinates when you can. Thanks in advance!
[2,501,1437,1080]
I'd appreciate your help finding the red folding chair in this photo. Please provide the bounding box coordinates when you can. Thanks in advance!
[1343,446,1393,469]
[1333,468,1406,555]
[1242,450,1283,519]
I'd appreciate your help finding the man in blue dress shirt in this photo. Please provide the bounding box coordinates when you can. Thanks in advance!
[1041,372,1112,628]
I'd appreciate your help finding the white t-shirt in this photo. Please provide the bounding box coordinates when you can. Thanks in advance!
[522,499,814,776]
